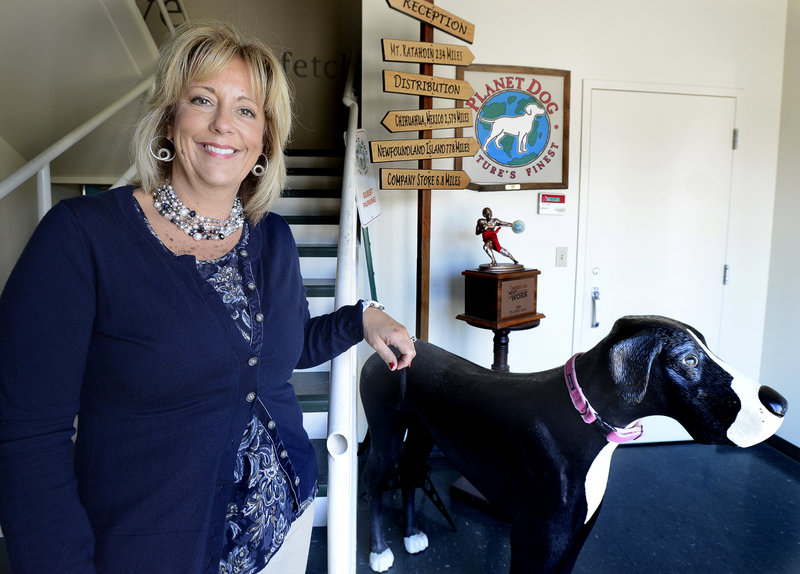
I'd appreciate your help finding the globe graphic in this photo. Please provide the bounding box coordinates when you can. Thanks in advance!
[476,90,550,167]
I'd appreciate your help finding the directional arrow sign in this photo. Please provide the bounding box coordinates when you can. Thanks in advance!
[385,0,475,44]
[383,70,473,100]
[381,107,473,133]
[382,39,475,66]
[370,137,480,163]
[381,168,471,190]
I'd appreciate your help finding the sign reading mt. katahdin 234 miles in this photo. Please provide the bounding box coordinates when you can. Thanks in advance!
[382,39,475,66]
[385,0,475,43]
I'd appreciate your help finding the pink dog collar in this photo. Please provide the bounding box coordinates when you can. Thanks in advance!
[564,353,643,443]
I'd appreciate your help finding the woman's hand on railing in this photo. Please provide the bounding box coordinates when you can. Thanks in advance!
[362,308,416,371]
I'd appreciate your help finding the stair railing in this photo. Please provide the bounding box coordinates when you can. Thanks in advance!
[143,0,190,35]
[0,77,154,219]
[327,58,360,574]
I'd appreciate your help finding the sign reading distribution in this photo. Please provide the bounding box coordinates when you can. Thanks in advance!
[383,70,472,100]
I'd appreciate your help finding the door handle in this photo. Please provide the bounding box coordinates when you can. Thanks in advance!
[591,287,600,328]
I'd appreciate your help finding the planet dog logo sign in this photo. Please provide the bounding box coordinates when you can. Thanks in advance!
[457,66,570,190]
[475,93,550,167]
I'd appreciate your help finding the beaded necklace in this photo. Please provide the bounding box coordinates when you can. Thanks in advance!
[153,181,244,241]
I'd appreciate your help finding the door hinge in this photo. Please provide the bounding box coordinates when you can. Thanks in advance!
[723,264,730,285]
[732,128,739,150]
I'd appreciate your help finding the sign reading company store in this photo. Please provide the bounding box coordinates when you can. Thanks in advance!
[457,64,570,190]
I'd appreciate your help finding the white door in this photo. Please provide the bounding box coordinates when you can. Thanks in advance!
[575,85,737,442]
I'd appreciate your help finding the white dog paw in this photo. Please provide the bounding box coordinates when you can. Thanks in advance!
[403,531,429,554]
[369,547,395,572]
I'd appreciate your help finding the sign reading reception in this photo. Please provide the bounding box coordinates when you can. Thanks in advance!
[456,64,570,191]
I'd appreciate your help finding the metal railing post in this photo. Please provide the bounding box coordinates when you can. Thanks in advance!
[36,164,52,221]
[327,59,360,574]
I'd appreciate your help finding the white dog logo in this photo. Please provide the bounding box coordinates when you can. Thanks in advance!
[480,102,546,154]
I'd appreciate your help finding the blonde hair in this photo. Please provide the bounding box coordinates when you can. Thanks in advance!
[132,20,292,223]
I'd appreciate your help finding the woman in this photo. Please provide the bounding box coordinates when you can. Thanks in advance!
[0,21,414,574]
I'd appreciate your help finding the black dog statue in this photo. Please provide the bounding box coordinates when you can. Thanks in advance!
[360,316,788,574]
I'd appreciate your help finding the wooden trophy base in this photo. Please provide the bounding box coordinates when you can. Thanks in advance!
[456,267,544,370]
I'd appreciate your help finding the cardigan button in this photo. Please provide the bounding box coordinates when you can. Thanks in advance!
[255,313,264,323]
[279,449,288,459]
[248,357,259,367]
[238,249,249,258]
[245,392,256,403]
[247,282,257,291]
[294,477,300,486]
[267,420,276,430]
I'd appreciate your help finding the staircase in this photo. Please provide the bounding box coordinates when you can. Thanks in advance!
[275,150,346,527]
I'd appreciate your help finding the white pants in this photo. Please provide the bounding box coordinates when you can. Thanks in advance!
[256,501,315,574]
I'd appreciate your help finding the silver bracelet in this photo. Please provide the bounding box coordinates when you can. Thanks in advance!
[361,300,385,312]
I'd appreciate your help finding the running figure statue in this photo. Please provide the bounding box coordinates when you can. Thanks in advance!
[475,207,518,265]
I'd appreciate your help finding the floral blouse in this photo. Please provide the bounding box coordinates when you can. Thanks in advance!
[136,200,309,573]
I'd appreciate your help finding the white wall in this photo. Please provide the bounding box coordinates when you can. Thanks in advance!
[763,0,800,445]
[361,0,787,376]
[0,137,38,290]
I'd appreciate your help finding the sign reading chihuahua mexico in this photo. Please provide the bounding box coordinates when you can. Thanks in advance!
[385,0,475,43]
[457,64,570,190]
[381,107,473,133]
[382,39,475,66]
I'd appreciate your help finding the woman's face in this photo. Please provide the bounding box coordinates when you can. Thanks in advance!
[168,58,266,202]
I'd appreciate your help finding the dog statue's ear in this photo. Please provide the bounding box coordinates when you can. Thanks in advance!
[608,322,662,404]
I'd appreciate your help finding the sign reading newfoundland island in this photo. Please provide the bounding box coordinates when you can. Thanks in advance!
[370,137,480,163]
[456,64,570,191]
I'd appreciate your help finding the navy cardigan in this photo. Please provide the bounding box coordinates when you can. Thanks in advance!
[0,187,364,573]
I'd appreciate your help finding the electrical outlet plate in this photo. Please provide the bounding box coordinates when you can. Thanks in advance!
[555,247,568,267]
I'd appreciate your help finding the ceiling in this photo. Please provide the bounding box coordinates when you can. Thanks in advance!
[0,0,159,183]
[0,0,361,184]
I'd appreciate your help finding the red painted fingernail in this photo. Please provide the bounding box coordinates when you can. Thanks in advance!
[389,362,396,370]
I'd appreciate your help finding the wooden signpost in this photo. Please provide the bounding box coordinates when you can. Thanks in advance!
[378,0,476,340]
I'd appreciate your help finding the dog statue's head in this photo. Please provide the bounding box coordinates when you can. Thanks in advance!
[604,316,787,447]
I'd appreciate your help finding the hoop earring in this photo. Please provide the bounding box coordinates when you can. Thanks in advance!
[251,154,268,177]
[149,136,175,162]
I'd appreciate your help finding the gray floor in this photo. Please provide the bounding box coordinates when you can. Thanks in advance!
[310,441,800,574]
[1,442,798,573]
